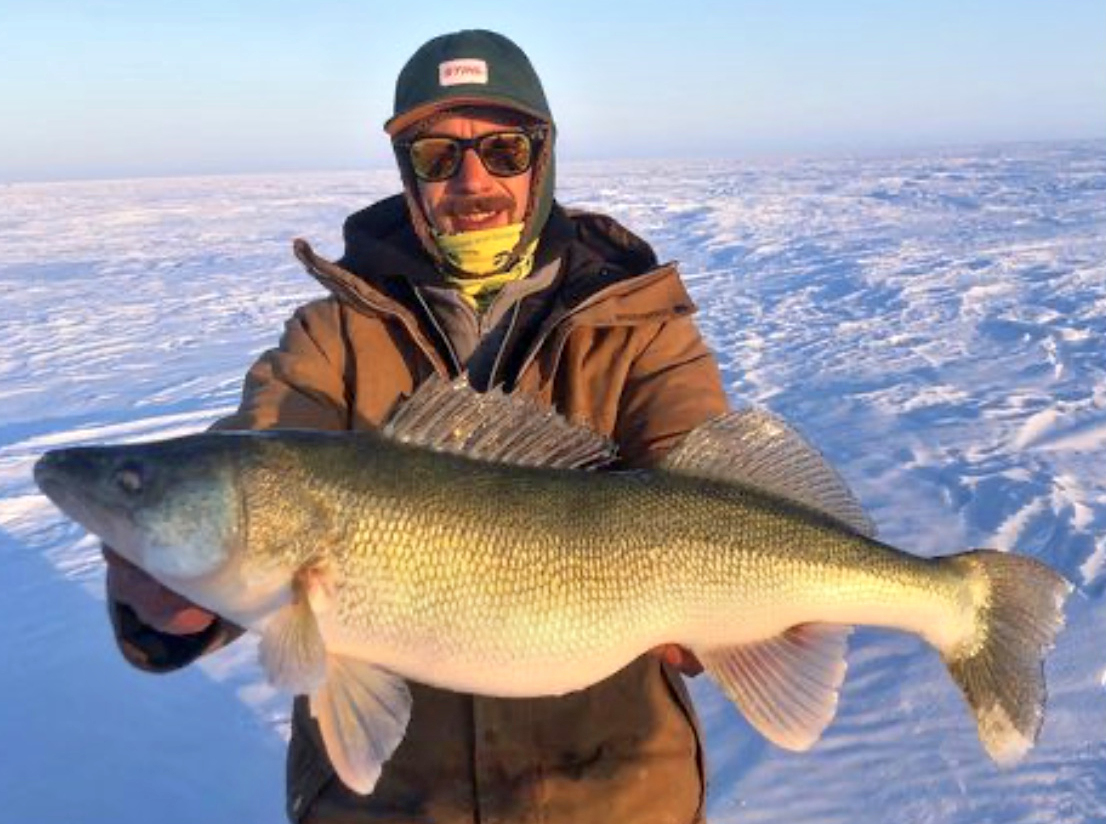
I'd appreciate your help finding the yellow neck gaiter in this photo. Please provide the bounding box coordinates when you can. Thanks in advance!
[434,223,538,311]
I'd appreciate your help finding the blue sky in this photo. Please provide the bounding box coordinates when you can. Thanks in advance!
[2,0,1104,182]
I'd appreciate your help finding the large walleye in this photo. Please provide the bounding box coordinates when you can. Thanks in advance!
[34,377,1070,795]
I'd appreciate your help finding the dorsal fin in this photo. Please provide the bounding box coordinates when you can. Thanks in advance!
[660,408,875,537]
[383,374,617,470]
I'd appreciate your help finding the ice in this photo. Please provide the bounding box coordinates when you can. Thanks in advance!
[2,140,1105,822]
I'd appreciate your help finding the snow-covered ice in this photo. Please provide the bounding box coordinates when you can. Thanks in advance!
[2,140,1104,823]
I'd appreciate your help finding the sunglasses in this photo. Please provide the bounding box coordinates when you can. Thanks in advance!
[398,130,542,183]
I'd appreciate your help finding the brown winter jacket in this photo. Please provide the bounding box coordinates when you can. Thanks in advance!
[109,196,730,824]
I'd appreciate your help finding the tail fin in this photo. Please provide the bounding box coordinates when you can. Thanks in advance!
[942,550,1071,765]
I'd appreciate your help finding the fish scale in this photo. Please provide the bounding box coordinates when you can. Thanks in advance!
[232,436,975,696]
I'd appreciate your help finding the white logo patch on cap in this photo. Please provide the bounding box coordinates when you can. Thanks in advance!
[439,59,489,86]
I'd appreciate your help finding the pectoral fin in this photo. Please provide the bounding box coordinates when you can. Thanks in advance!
[258,601,327,694]
[257,565,333,694]
[310,656,413,795]
[698,623,852,751]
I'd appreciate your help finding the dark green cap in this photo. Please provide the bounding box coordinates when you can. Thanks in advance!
[385,30,553,135]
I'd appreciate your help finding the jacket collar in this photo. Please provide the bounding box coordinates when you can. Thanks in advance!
[292,197,698,375]
[327,195,683,310]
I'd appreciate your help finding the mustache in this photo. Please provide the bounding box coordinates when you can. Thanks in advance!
[439,193,516,218]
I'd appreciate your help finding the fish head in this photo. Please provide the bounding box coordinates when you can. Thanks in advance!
[34,435,244,582]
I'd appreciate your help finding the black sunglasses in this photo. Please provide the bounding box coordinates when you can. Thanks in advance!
[397,130,543,182]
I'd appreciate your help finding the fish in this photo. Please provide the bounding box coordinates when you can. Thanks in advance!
[33,376,1071,795]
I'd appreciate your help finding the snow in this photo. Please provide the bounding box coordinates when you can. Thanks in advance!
[2,139,1105,822]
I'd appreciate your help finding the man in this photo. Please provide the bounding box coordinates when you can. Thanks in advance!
[105,29,730,824]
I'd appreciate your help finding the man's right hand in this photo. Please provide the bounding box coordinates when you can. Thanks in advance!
[103,545,217,635]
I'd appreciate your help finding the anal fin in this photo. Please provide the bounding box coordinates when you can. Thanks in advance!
[699,623,852,751]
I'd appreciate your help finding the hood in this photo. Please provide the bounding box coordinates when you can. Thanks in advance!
[384,30,557,278]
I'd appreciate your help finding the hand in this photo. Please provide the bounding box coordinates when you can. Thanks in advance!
[650,644,703,677]
[103,545,217,635]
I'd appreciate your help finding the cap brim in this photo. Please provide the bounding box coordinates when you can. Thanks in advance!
[384,95,549,136]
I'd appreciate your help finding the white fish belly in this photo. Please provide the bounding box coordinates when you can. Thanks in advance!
[321,623,650,697]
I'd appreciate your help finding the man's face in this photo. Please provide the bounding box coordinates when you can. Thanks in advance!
[413,111,534,235]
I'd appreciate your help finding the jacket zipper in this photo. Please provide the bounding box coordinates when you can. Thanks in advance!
[411,287,463,375]
[487,300,523,389]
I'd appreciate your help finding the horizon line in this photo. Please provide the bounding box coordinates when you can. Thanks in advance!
[4,135,1104,187]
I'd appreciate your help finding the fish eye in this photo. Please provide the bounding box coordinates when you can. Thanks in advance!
[114,462,145,495]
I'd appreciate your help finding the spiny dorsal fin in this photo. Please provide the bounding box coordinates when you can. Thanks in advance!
[660,408,875,537]
[383,374,617,470]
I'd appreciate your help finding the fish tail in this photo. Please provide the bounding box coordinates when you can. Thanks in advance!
[941,550,1071,765]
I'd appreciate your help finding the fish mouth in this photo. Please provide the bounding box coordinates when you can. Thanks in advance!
[33,450,62,485]
[34,452,81,512]
[34,449,134,555]
[34,439,244,586]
